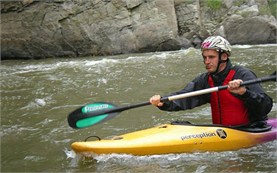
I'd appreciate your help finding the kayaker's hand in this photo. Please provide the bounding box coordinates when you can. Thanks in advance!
[150,95,164,107]
[228,79,246,95]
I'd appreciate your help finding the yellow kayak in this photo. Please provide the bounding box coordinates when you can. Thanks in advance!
[71,118,277,156]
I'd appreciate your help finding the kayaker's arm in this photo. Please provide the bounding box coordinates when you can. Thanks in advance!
[156,74,210,111]
[233,69,273,122]
[239,89,272,122]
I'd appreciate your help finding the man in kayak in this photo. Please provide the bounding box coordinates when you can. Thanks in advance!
[150,36,273,126]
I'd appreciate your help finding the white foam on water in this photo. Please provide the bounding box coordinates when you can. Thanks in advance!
[1,125,39,137]
[6,63,59,75]
[126,48,199,62]
[35,98,46,106]
[24,155,45,162]
[64,148,77,159]
[233,45,253,48]
[36,118,54,126]
[93,152,234,165]
[85,151,238,173]
[63,148,83,168]
[2,44,276,76]
[84,58,120,66]
[233,44,277,48]
[20,98,49,110]
[1,60,84,76]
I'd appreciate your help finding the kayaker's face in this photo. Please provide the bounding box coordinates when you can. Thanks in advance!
[202,49,227,74]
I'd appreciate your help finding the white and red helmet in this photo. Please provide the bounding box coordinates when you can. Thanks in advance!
[201,36,231,56]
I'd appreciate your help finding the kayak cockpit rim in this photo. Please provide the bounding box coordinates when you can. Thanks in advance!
[170,120,272,133]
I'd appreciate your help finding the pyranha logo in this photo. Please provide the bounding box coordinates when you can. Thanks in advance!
[216,129,227,139]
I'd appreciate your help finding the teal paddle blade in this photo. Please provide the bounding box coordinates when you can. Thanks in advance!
[68,102,117,129]
[76,114,110,128]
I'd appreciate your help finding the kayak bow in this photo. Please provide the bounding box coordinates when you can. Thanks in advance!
[71,118,277,156]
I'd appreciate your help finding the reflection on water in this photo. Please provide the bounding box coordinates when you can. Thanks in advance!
[1,45,276,172]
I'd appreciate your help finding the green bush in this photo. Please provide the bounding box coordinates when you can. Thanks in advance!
[268,0,277,18]
[207,0,222,10]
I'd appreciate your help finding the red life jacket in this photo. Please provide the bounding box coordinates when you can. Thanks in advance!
[208,69,249,126]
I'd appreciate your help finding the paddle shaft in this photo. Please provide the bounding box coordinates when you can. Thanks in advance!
[164,74,276,101]
[87,73,276,116]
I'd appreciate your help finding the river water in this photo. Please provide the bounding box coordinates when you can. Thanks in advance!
[1,45,276,172]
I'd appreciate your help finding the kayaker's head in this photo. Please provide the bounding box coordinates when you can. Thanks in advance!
[201,36,231,74]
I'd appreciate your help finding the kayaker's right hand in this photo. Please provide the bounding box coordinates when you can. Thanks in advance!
[150,95,164,107]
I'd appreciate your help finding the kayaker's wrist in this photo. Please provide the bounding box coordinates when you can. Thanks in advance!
[239,87,247,95]
[158,102,170,110]
[240,89,250,98]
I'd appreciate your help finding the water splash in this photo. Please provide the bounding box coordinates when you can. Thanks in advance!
[20,98,49,110]
[64,148,76,159]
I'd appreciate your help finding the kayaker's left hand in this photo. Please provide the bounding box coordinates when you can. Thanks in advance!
[228,79,246,95]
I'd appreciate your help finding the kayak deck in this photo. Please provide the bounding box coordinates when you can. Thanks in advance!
[71,118,277,156]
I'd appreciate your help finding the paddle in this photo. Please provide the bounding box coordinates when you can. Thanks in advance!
[68,72,276,129]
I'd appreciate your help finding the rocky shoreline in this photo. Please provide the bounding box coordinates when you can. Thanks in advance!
[1,0,276,59]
